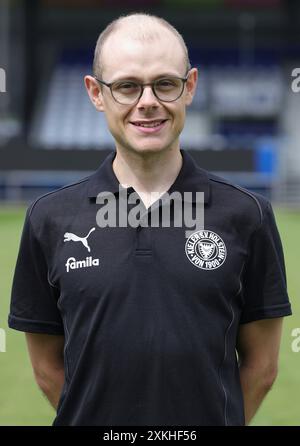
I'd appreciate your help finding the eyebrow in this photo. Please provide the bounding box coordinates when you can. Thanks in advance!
[109,73,183,83]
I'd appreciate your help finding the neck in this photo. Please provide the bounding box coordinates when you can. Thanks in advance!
[112,148,183,208]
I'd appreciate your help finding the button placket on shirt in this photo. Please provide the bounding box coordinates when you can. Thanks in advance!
[135,211,152,255]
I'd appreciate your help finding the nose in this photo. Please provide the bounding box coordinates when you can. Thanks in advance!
[137,85,160,109]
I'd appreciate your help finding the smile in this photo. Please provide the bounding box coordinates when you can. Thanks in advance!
[130,119,168,133]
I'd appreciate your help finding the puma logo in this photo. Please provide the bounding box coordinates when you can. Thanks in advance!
[64,227,96,252]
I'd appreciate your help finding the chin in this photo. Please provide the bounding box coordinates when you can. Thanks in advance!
[133,145,169,156]
[131,139,174,154]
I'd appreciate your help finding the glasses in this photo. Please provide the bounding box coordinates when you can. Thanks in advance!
[94,72,190,105]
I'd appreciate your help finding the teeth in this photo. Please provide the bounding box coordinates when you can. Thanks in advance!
[135,121,164,128]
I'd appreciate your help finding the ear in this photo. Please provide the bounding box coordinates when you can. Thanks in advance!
[184,67,198,106]
[84,75,104,112]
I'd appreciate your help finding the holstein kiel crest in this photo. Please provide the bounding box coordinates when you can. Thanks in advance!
[185,230,227,270]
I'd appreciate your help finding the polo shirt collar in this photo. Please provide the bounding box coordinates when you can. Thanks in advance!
[87,149,210,204]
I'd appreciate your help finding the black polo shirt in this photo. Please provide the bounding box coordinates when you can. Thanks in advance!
[8,149,292,426]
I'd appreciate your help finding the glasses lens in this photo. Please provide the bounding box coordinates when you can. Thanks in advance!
[111,81,141,104]
[110,77,185,104]
[154,78,184,102]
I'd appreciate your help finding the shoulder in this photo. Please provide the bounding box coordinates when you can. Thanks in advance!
[27,174,92,224]
[205,170,272,228]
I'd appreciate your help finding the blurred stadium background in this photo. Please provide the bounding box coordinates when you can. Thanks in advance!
[0,0,299,426]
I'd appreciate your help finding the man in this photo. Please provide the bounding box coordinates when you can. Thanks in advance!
[8,13,292,426]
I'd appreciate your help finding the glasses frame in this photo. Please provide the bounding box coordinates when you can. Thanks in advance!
[93,70,191,105]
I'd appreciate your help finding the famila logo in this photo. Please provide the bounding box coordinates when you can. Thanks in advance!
[65,256,100,273]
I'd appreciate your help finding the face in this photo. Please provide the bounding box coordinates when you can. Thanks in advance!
[85,29,198,157]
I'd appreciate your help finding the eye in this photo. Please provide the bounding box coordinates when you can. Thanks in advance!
[114,81,139,92]
[156,78,178,89]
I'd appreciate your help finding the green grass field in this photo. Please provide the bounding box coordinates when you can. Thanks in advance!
[0,206,299,426]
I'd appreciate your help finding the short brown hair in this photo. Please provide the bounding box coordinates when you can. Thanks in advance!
[92,12,191,79]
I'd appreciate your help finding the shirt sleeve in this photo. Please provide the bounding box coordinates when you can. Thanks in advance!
[8,204,64,335]
[240,200,292,324]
